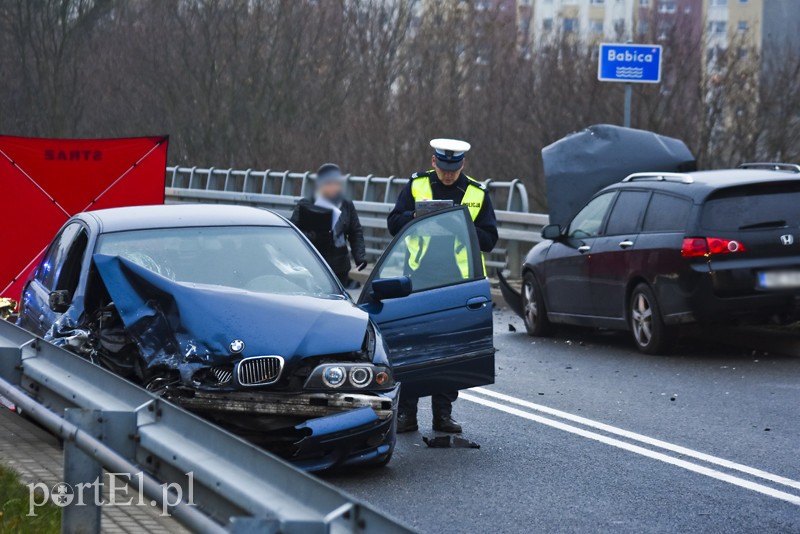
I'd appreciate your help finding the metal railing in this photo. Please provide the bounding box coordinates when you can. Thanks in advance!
[166,166,530,213]
[165,167,548,276]
[0,320,412,534]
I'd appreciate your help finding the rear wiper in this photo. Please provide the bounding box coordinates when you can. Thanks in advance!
[738,220,786,230]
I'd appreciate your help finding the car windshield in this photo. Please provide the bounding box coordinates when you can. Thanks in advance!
[96,226,341,298]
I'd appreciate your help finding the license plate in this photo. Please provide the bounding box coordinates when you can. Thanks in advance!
[757,270,800,289]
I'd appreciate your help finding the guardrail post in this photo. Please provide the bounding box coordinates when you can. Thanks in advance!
[384,176,397,203]
[240,169,251,193]
[279,171,290,196]
[363,174,374,202]
[261,169,271,194]
[508,179,529,212]
[187,167,198,190]
[300,171,311,199]
[63,408,103,534]
[207,167,216,191]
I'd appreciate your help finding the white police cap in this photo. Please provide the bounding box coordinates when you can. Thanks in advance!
[430,138,471,171]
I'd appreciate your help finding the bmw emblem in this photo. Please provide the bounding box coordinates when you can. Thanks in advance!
[229,339,245,354]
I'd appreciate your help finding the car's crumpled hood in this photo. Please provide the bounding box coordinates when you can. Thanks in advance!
[93,255,368,371]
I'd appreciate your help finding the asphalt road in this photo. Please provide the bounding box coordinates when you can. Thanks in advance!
[324,308,800,533]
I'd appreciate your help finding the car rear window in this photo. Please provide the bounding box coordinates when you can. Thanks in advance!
[702,183,800,231]
[642,193,692,232]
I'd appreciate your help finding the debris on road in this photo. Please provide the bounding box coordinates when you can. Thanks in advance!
[422,436,480,449]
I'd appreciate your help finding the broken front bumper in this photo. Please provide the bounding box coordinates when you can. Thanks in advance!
[168,389,395,420]
[165,385,399,471]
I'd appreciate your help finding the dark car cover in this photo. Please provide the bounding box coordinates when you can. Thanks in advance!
[542,124,696,227]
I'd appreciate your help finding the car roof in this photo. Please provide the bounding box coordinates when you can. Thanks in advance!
[79,204,290,233]
[606,169,800,200]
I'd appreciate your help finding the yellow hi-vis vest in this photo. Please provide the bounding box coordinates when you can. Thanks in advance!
[407,173,487,278]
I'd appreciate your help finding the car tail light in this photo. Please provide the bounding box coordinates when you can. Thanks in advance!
[682,237,747,257]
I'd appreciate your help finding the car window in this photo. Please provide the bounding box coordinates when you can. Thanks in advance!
[567,193,615,238]
[605,191,650,235]
[97,226,341,298]
[55,229,89,299]
[702,183,800,231]
[36,223,84,291]
[643,193,692,232]
[376,209,477,292]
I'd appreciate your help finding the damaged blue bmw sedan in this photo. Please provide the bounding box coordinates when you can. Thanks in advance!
[16,204,495,470]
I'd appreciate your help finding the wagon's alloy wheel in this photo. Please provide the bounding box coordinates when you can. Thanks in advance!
[521,272,552,337]
[524,282,539,328]
[629,284,670,355]
[631,293,653,347]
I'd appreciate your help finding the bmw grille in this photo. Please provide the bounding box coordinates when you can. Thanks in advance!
[236,356,284,386]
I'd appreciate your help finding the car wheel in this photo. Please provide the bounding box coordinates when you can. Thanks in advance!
[521,272,552,337]
[629,284,670,355]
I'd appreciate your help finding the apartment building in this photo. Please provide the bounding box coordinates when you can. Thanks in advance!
[518,0,798,62]
[519,0,637,44]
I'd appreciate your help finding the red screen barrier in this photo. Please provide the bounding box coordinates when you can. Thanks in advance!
[0,135,168,300]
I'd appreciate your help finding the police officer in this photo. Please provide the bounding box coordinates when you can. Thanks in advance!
[387,138,498,434]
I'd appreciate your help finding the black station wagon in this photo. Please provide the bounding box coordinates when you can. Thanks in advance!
[502,163,800,354]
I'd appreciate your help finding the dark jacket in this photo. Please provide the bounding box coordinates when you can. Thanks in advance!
[291,197,366,276]
[387,171,499,253]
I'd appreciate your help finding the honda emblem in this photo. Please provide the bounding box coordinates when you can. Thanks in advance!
[780,234,794,246]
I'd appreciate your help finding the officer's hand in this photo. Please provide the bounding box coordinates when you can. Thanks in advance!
[356,261,368,271]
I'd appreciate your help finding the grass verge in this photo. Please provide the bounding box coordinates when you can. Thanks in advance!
[0,464,59,533]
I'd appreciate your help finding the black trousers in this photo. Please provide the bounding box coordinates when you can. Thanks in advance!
[399,391,458,418]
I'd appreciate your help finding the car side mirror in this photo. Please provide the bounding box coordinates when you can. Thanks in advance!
[48,290,71,313]
[541,224,562,241]
[370,276,412,301]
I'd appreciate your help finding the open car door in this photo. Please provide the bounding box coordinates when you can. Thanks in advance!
[358,206,494,398]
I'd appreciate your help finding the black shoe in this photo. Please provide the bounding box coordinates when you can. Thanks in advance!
[432,415,462,433]
[396,413,418,433]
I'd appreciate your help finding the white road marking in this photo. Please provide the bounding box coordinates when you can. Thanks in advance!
[469,386,800,492]
[460,391,800,506]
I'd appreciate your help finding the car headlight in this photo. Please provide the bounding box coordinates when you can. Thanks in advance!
[305,363,394,391]
[349,366,373,388]
[322,366,347,388]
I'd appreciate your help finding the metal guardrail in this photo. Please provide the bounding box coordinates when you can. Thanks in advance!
[165,167,548,277]
[166,166,530,213]
[0,320,412,534]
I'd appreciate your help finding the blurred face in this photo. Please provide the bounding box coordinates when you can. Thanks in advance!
[317,180,343,200]
[432,155,464,186]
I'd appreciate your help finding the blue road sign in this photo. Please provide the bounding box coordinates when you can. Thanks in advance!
[598,43,662,84]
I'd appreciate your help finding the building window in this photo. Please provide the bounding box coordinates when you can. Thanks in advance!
[638,19,649,34]
[709,21,726,33]
[737,20,748,32]
[639,0,649,6]
[738,47,748,59]
[658,1,677,14]
[542,18,554,31]
[710,0,728,6]
[591,0,605,4]
[563,18,579,33]
[590,19,604,34]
